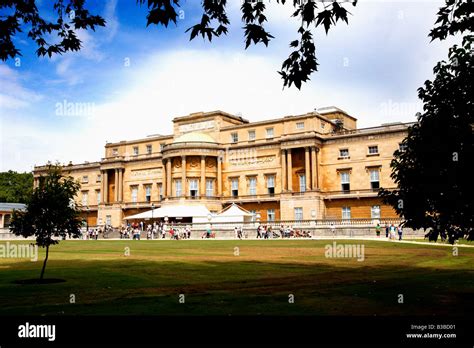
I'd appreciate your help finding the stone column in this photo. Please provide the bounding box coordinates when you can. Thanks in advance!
[287,149,293,191]
[200,156,206,197]
[100,171,104,204]
[118,168,123,202]
[311,147,318,190]
[114,169,119,202]
[162,160,167,198]
[166,159,172,197]
[305,147,311,191]
[281,149,286,192]
[103,170,108,204]
[217,156,222,196]
[181,155,186,197]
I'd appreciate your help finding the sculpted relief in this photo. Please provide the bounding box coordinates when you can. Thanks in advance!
[206,157,216,169]
[173,158,181,169]
[229,155,275,168]
[130,168,161,179]
[189,157,200,169]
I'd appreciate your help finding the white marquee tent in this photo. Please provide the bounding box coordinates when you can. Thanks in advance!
[211,203,254,224]
[124,203,255,225]
[124,204,211,222]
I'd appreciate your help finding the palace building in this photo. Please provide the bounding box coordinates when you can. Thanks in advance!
[33,107,411,227]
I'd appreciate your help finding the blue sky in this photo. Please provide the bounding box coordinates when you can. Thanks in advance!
[0,0,459,172]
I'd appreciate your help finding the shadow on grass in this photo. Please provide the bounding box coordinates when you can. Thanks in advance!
[13,278,66,285]
[0,256,473,316]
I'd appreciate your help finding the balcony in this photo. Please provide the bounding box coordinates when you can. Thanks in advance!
[328,122,415,137]
[78,205,99,211]
[164,195,221,201]
[122,201,160,209]
[290,190,321,197]
[323,188,385,200]
[221,193,280,203]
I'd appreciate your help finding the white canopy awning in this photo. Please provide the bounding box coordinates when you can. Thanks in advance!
[124,204,211,220]
[218,203,253,217]
[210,203,254,223]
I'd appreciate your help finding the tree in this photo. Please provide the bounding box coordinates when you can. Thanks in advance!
[0,171,33,203]
[379,0,474,244]
[9,164,83,281]
[0,0,357,89]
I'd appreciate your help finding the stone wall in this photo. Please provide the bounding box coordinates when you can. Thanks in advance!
[1,226,427,240]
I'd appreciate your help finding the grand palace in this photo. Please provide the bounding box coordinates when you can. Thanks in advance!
[33,107,411,228]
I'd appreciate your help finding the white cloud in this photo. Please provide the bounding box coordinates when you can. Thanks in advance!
[0,65,43,111]
[52,0,119,85]
[104,0,119,41]
[1,0,461,172]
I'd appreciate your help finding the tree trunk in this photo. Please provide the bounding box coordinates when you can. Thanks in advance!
[40,245,49,281]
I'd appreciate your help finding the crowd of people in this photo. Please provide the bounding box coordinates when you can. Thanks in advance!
[84,228,100,240]
[232,224,312,240]
[375,223,403,240]
[83,225,113,240]
[82,221,408,241]
[119,222,193,240]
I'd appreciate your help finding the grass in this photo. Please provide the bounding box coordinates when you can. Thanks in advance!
[0,239,473,316]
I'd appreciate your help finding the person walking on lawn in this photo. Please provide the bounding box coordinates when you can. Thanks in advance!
[375,223,381,238]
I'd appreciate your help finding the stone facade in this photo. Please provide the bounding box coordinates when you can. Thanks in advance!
[33,107,411,227]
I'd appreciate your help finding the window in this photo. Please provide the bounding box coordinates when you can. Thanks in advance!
[96,190,101,204]
[112,148,118,156]
[3,214,11,228]
[81,191,88,206]
[82,175,89,184]
[231,132,238,143]
[146,144,152,154]
[206,179,214,197]
[106,215,111,226]
[267,175,275,195]
[231,178,239,197]
[399,143,407,152]
[133,146,139,156]
[371,205,381,219]
[370,169,380,190]
[321,121,326,130]
[342,207,351,220]
[96,174,101,183]
[175,179,182,197]
[248,177,257,196]
[131,186,138,203]
[266,127,274,138]
[249,210,257,222]
[267,209,275,222]
[296,122,305,129]
[160,143,165,151]
[294,207,303,221]
[248,130,256,141]
[299,174,306,192]
[189,179,198,198]
[145,185,152,202]
[340,172,350,192]
[339,149,349,158]
[157,183,163,200]
[368,145,379,155]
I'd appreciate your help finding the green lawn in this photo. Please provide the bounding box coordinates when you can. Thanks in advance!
[0,240,473,316]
